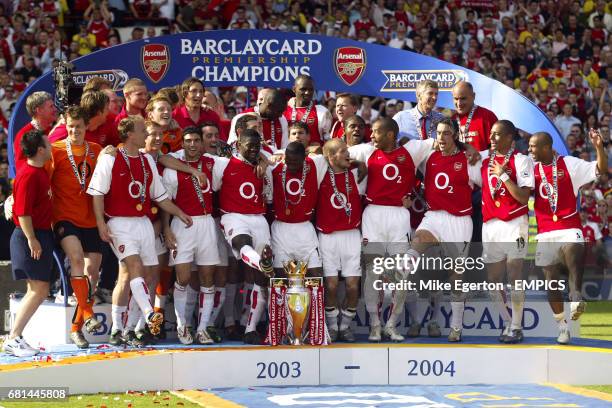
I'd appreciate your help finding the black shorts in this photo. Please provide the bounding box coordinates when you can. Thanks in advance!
[10,227,54,282]
[54,221,102,254]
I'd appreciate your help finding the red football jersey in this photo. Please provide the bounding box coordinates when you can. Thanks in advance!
[172,104,220,130]
[13,122,35,175]
[453,106,498,152]
[163,156,214,216]
[316,168,362,233]
[213,156,266,215]
[424,151,479,216]
[283,103,322,145]
[87,152,167,217]
[481,152,533,222]
[534,156,597,234]
[271,157,319,223]
[12,164,53,229]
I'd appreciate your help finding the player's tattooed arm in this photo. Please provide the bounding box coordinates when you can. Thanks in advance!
[158,154,208,188]
[98,145,117,158]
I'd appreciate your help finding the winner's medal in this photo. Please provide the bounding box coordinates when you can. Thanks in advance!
[119,148,148,212]
[538,155,559,222]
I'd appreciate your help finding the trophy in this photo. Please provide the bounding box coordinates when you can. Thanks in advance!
[267,260,326,346]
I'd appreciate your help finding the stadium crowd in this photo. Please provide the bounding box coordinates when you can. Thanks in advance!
[1,0,612,355]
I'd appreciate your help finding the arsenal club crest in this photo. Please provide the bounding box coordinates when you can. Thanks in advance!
[397,155,406,163]
[118,245,125,253]
[334,47,366,86]
[454,162,463,171]
[141,44,169,83]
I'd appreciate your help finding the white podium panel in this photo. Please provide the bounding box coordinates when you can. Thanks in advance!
[319,347,388,385]
[547,348,612,385]
[172,348,319,389]
[388,347,547,385]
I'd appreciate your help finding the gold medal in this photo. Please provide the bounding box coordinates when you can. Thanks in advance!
[151,207,158,215]
[136,203,143,211]
[553,214,558,222]
[495,200,501,208]
[285,208,291,216]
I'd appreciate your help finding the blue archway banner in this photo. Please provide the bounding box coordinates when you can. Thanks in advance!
[8,29,565,176]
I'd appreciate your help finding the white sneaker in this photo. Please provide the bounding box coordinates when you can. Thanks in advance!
[368,325,382,342]
[383,325,405,342]
[196,329,214,345]
[570,300,586,321]
[3,336,40,357]
[557,327,571,345]
[177,325,194,345]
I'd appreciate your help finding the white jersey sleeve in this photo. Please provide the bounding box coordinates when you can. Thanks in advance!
[403,138,435,168]
[468,161,482,188]
[209,155,230,192]
[168,149,185,160]
[514,153,535,189]
[563,156,599,196]
[279,115,289,149]
[348,143,375,163]
[589,221,603,241]
[351,167,366,195]
[316,105,333,141]
[162,168,178,200]
[146,155,168,202]
[310,154,329,185]
[87,154,114,196]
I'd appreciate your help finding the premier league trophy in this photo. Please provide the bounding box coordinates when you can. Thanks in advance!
[266,260,328,346]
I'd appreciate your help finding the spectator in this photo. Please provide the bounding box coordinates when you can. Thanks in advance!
[72,21,97,56]
[85,2,113,48]
[555,103,582,138]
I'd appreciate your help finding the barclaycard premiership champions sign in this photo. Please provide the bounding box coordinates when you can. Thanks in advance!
[8,30,565,176]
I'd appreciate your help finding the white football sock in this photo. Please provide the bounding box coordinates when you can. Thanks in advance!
[129,277,153,317]
[325,307,339,331]
[245,284,265,333]
[240,283,254,327]
[489,290,512,325]
[185,285,199,327]
[197,286,215,331]
[510,290,525,330]
[124,294,142,332]
[173,282,188,329]
[111,304,127,332]
[554,312,568,330]
[339,308,356,331]
[209,287,226,327]
[224,283,237,327]
[450,301,465,330]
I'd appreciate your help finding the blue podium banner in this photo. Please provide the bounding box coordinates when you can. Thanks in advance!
[8,29,565,176]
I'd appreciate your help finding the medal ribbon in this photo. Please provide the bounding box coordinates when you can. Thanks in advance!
[291,100,314,124]
[65,137,89,192]
[457,105,477,143]
[265,285,287,346]
[190,160,207,214]
[308,285,327,345]
[538,154,559,215]
[119,148,148,207]
[281,162,309,208]
[487,147,514,201]
[328,167,352,219]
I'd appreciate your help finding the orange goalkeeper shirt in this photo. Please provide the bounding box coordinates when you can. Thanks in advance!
[46,139,102,228]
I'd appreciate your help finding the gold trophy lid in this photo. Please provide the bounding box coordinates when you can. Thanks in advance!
[283,260,308,279]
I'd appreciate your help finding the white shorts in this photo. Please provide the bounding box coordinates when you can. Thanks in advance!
[155,234,167,256]
[220,213,271,258]
[214,217,230,267]
[169,215,220,266]
[416,210,472,259]
[108,217,158,266]
[482,216,529,263]
[318,229,361,278]
[362,204,410,255]
[271,220,322,269]
[535,228,585,267]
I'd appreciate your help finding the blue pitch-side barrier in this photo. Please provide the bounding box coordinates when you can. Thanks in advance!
[8,30,567,177]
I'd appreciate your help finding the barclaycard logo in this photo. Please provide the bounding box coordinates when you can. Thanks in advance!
[380,69,468,92]
[72,69,129,91]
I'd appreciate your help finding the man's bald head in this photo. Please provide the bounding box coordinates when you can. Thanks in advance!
[259,89,286,119]
[532,131,553,147]
[452,81,476,116]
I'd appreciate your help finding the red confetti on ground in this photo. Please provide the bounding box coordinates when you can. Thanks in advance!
[86,405,94,407]
[100,405,107,408]
[163,396,170,400]
[128,404,132,407]
[177,403,184,406]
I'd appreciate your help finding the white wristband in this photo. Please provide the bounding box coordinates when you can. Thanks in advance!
[500,173,510,183]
